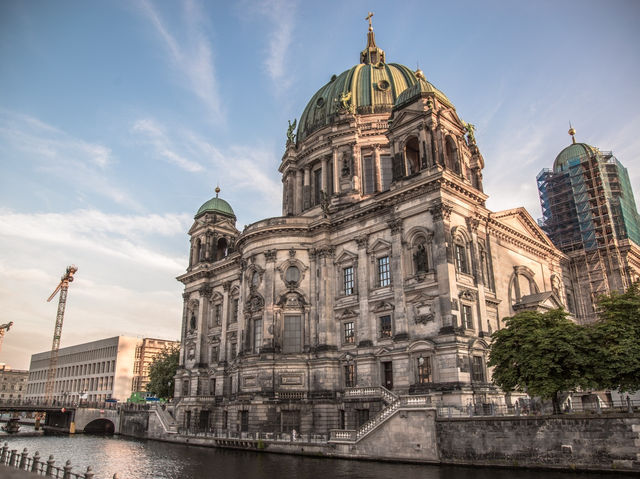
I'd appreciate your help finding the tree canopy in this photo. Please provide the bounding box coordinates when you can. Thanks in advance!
[146,346,180,400]
[488,308,590,413]
[488,283,640,412]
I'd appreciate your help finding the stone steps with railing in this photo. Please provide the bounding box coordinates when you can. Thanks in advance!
[153,405,178,434]
[330,388,432,444]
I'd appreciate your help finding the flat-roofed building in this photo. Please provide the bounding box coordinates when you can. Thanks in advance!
[132,337,180,394]
[0,364,28,402]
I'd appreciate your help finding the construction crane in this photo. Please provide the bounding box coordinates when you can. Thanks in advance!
[45,265,78,403]
[0,321,13,354]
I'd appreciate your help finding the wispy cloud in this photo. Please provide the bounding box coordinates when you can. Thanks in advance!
[260,0,296,88]
[133,118,204,172]
[0,209,190,272]
[132,117,281,215]
[138,0,223,120]
[0,110,140,210]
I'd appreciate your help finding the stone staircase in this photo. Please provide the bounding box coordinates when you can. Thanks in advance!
[330,387,432,443]
[153,404,178,434]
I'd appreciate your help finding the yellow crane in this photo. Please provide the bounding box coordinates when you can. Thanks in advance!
[45,265,77,403]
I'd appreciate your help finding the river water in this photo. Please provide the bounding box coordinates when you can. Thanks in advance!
[0,431,626,479]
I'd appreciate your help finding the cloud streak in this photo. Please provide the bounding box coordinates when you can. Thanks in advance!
[138,0,223,120]
[0,110,141,210]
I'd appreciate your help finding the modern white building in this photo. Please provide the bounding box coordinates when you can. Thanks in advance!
[25,336,162,403]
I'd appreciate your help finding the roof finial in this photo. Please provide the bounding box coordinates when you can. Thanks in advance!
[568,122,576,144]
[365,11,374,32]
[215,185,220,198]
[360,12,385,65]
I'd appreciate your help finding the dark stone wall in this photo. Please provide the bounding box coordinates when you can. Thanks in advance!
[436,414,640,470]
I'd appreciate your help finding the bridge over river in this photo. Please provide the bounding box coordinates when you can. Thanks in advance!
[0,400,120,434]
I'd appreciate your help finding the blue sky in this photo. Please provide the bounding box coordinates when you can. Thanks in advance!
[1,0,638,370]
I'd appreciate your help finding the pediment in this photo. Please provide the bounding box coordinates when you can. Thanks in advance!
[335,250,358,264]
[368,238,391,253]
[513,291,565,312]
[371,301,394,312]
[338,308,358,319]
[491,207,556,248]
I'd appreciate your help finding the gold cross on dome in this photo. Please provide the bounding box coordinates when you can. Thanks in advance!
[365,11,374,31]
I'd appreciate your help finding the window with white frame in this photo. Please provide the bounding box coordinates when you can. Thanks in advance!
[343,266,354,295]
[377,256,391,287]
[461,304,474,329]
[343,321,355,344]
[379,314,392,338]
[253,318,262,353]
[416,356,432,383]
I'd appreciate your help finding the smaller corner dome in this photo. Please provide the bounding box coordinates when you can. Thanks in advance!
[195,196,235,219]
[553,143,596,172]
[393,77,453,110]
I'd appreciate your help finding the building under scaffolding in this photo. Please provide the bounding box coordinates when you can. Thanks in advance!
[537,128,640,322]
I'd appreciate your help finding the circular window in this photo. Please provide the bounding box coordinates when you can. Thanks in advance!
[378,80,390,91]
[285,266,301,284]
[316,97,325,108]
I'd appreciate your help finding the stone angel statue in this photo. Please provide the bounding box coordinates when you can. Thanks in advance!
[286,119,297,144]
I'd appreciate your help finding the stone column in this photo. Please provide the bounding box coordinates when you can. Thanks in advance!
[196,287,209,364]
[419,129,428,169]
[220,282,230,362]
[308,249,317,350]
[356,235,371,345]
[467,218,488,335]
[180,292,190,366]
[373,145,382,192]
[262,250,277,352]
[429,202,455,329]
[303,166,311,210]
[332,148,340,194]
[294,168,303,214]
[352,143,361,193]
[389,219,408,338]
[315,247,335,350]
[321,157,329,194]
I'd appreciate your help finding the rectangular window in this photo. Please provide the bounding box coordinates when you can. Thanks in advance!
[380,155,392,191]
[253,319,262,353]
[210,346,218,363]
[417,357,432,384]
[377,256,391,287]
[379,315,392,338]
[462,304,474,329]
[283,315,302,353]
[314,168,322,205]
[210,378,216,395]
[363,155,375,194]
[343,321,355,344]
[327,161,333,196]
[230,299,239,323]
[214,304,222,326]
[455,244,468,274]
[471,356,485,382]
[343,266,354,295]
[344,364,355,387]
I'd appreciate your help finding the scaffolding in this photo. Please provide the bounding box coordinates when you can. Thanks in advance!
[537,147,638,321]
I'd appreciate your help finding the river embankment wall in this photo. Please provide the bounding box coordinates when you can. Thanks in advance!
[119,410,640,473]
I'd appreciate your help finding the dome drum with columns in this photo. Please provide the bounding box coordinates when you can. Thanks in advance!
[174,17,579,436]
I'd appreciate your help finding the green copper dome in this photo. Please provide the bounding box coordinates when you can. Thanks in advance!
[297,24,425,143]
[394,76,453,110]
[195,194,235,219]
[553,142,596,172]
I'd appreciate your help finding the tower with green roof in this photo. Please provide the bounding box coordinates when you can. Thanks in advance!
[537,128,640,321]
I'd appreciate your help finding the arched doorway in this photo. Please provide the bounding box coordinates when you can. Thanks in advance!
[84,418,115,435]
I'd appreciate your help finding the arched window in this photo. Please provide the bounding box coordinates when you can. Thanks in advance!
[216,238,228,261]
[445,136,460,174]
[194,238,202,264]
[454,236,470,275]
[405,137,420,175]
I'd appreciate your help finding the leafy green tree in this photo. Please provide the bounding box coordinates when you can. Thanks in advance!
[488,309,590,414]
[146,346,180,400]
[589,283,640,393]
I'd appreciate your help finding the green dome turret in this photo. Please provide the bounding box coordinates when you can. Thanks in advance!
[195,187,235,219]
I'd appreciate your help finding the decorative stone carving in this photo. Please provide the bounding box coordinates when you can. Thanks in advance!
[264,249,277,262]
[388,218,403,235]
[355,235,368,250]
[429,202,453,221]
[459,289,477,301]
[451,298,459,311]
[466,217,480,233]
[289,247,296,257]
[199,285,212,298]
[245,294,265,314]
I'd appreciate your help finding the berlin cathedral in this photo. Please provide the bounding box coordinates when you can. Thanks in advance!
[172,18,636,434]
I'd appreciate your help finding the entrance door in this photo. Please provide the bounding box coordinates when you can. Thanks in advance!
[383,362,393,390]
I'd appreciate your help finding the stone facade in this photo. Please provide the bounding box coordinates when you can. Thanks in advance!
[0,365,28,402]
[174,25,572,435]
